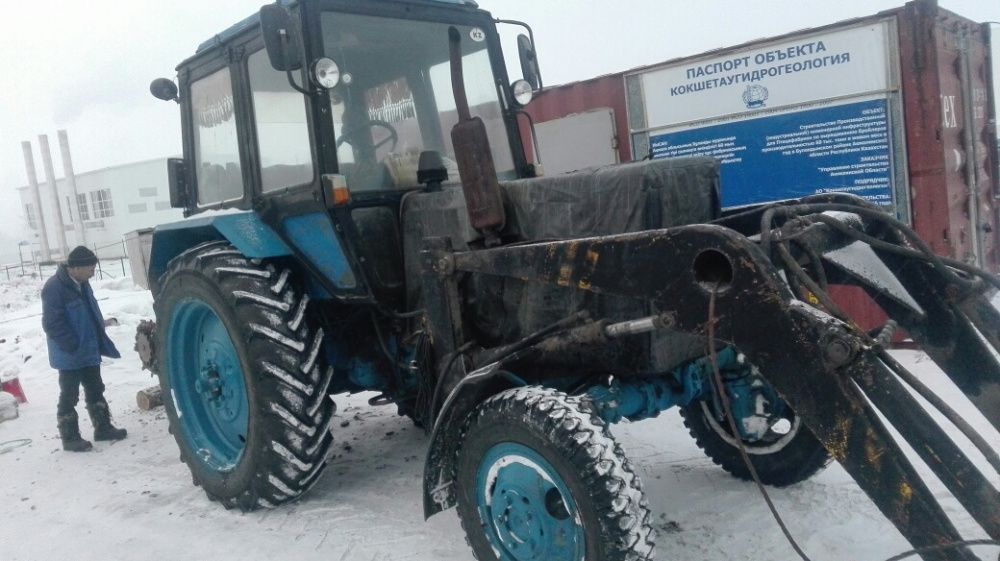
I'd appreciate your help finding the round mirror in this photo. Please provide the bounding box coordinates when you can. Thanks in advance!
[312,58,340,89]
[511,79,534,106]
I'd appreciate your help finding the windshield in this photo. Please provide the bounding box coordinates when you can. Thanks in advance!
[321,12,516,192]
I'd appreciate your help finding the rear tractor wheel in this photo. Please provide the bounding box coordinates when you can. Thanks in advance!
[455,387,655,561]
[155,242,337,510]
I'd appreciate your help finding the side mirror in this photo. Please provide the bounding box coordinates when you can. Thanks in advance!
[260,3,302,71]
[517,34,541,90]
[167,158,189,208]
[150,78,179,103]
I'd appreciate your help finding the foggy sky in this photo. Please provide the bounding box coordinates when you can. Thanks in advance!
[1,0,998,262]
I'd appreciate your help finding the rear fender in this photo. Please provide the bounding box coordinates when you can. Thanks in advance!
[147,212,291,294]
[148,211,355,299]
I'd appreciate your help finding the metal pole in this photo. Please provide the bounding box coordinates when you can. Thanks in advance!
[21,142,51,262]
[94,243,103,280]
[4,266,9,281]
[120,257,125,277]
[57,130,86,246]
[38,134,69,258]
[18,243,25,275]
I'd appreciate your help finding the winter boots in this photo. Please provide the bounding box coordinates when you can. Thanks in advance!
[57,411,93,452]
[57,401,126,451]
[86,401,128,441]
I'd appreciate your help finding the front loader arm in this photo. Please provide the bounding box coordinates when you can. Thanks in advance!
[445,223,998,561]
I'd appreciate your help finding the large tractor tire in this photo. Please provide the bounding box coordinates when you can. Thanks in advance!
[679,397,831,487]
[154,241,336,510]
[455,387,655,561]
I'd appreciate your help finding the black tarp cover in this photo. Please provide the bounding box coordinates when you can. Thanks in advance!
[402,157,720,375]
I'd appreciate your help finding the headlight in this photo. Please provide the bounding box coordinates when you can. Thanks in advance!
[312,58,340,89]
[511,79,534,106]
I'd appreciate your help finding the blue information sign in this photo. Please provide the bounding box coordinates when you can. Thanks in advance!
[650,99,894,208]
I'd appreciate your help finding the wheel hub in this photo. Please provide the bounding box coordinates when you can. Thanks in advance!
[477,443,584,561]
[493,487,544,553]
[168,298,249,472]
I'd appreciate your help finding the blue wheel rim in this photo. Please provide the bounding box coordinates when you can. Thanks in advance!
[476,443,585,561]
[168,298,249,472]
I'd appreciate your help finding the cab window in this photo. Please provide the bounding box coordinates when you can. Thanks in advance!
[191,67,244,205]
[321,12,516,192]
[247,49,315,193]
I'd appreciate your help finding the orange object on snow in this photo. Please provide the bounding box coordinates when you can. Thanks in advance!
[2,377,27,404]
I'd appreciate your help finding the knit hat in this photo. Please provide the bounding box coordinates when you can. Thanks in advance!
[66,246,98,267]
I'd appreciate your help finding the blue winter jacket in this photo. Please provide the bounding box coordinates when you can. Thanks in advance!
[41,265,121,371]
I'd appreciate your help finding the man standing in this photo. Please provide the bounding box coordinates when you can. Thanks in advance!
[42,246,127,452]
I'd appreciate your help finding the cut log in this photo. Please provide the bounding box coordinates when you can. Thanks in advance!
[136,385,163,411]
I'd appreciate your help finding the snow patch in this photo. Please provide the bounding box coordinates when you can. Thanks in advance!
[1,271,997,561]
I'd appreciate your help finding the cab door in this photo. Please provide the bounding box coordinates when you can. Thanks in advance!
[241,40,370,302]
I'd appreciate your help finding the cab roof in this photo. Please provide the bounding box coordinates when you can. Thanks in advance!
[194,0,479,54]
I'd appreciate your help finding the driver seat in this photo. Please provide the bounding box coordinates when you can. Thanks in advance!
[384,150,460,189]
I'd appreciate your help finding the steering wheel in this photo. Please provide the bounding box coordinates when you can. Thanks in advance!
[335,119,399,153]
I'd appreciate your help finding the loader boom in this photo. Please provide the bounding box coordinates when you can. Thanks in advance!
[420,196,1000,560]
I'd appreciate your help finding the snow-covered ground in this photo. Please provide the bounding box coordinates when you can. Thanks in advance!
[0,274,998,561]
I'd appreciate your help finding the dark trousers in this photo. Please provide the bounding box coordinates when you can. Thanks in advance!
[57,366,106,417]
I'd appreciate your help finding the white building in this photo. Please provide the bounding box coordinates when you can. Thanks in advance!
[17,157,183,261]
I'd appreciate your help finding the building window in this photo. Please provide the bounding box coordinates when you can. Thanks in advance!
[92,189,114,218]
[25,203,37,229]
[154,201,172,211]
[128,203,148,214]
[139,187,158,197]
[77,193,90,221]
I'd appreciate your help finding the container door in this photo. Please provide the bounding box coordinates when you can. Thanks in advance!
[903,6,999,271]
[937,18,998,269]
[535,109,618,175]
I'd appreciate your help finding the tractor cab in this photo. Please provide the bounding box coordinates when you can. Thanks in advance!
[150,0,538,307]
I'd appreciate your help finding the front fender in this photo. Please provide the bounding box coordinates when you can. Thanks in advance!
[423,363,513,519]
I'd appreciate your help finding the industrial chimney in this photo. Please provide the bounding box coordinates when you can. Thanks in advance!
[21,141,51,262]
[58,130,86,245]
[38,134,69,259]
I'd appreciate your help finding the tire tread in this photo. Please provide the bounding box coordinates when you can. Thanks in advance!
[457,387,656,561]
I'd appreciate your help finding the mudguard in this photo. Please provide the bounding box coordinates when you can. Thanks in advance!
[423,362,514,518]
[147,211,355,295]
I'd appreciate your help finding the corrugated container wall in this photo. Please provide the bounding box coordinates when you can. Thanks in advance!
[898,1,999,271]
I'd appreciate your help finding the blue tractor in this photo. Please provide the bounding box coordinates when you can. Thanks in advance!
[138,2,1000,560]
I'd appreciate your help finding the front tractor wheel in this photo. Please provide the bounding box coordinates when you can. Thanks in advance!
[680,372,831,487]
[155,242,336,510]
[455,387,655,561]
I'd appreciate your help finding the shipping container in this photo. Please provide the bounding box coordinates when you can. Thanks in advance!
[525,0,999,277]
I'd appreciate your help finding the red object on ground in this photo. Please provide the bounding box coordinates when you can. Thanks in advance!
[2,377,28,404]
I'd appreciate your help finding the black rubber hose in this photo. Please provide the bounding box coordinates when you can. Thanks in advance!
[762,203,986,292]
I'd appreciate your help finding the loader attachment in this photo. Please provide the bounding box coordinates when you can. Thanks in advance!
[438,195,1000,561]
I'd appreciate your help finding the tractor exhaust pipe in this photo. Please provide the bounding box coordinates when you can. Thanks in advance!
[448,26,506,247]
